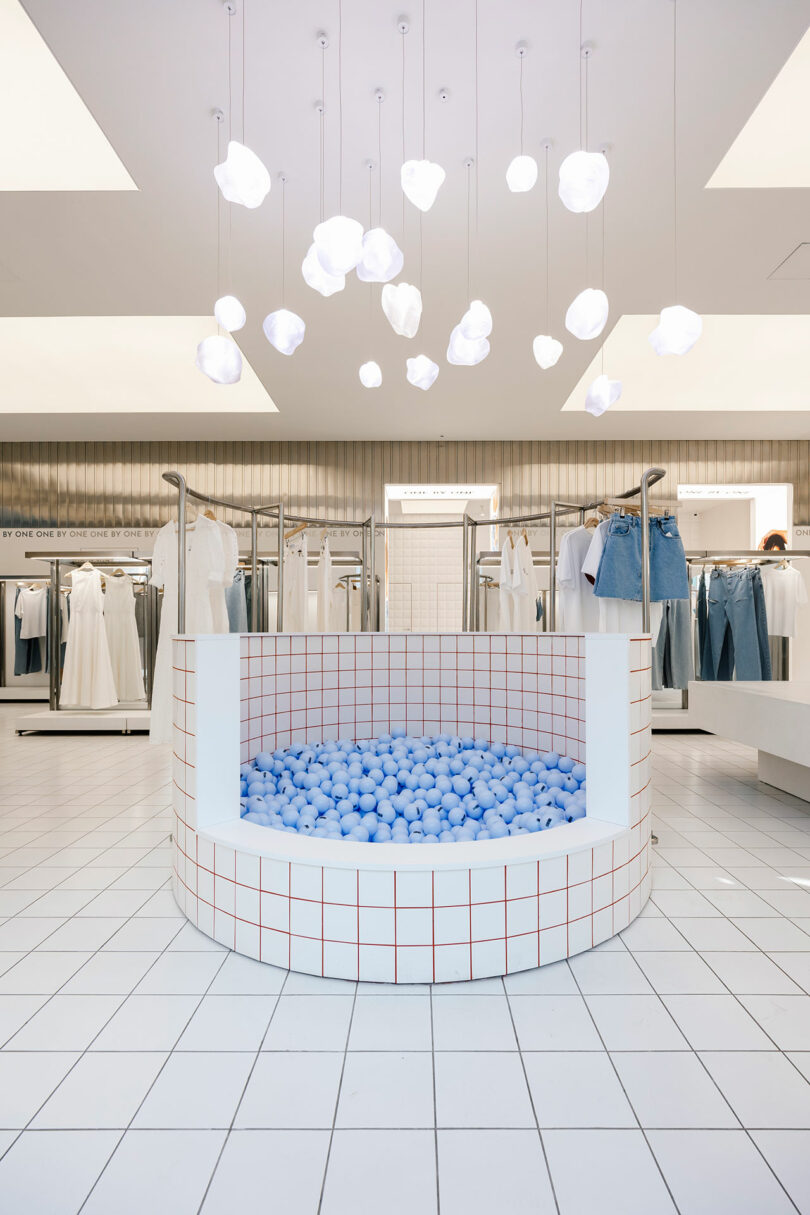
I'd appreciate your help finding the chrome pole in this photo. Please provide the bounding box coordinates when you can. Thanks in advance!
[360,520,369,632]
[548,503,558,631]
[162,471,188,633]
[640,466,665,633]
[276,504,284,631]
[49,559,60,711]
[250,512,259,633]
[368,514,377,632]
[461,515,470,632]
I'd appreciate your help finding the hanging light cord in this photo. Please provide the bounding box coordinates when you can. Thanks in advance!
[377,97,383,226]
[466,161,472,303]
[544,143,551,328]
[281,176,286,308]
[519,52,525,155]
[368,163,373,320]
[338,0,343,212]
[672,0,679,301]
[474,0,479,231]
[216,118,222,329]
[319,47,325,223]
[578,0,583,148]
[601,155,607,375]
[241,0,246,143]
[421,0,427,158]
[401,25,406,235]
[227,7,233,144]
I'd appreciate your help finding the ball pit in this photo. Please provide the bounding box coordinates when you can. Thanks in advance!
[239,731,586,844]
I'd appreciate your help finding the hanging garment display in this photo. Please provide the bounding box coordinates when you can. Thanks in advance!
[60,566,118,709]
[149,514,229,744]
[13,585,43,675]
[760,563,808,638]
[514,535,539,632]
[556,527,600,632]
[652,599,694,690]
[282,533,308,632]
[706,566,771,681]
[316,538,333,631]
[225,569,248,632]
[497,540,520,631]
[592,513,689,602]
[212,519,239,631]
[581,520,663,635]
[103,573,146,703]
[15,584,48,639]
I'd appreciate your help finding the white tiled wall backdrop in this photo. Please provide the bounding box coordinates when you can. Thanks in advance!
[387,513,464,632]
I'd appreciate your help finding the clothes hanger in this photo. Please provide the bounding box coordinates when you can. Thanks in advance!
[584,515,600,530]
[203,509,217,521]
[508,529,515,549]
[284,522,308,542]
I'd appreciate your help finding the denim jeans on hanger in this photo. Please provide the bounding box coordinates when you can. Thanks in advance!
[593,513,689,602]
[707,566,772,681]
[697,571,714,680]
[225,569,248,632]
[652,599,694,690]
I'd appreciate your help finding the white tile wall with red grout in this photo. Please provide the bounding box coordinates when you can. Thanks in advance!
[171,630,652,983]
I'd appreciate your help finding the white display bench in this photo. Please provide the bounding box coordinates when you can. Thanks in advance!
[689,680,810,802]
[170,631,653,983]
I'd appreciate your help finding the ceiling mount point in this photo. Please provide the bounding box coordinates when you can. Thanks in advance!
[212,108,225,123]
[374,89,385,103]
[581,41,595,58]
[222,0,236,13]
[515,40,529,57]
[540,136,554,151]
[438,87,451,102]
[397,17,410,35]
[316,31,329,49]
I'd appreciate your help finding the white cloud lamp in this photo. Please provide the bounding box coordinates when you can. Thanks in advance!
[301,243,345,296]
[313,215,364,276]
[558,150,610,213]
[195,335,243,384]
[381,282,422,338]
[262,309,306,356]
[401,160,446,212]
[214,295,246,332]
[356,228,404,283]
[506,154,538,193]
[649,305,703,356]
[459,299,493,341]
[532,335,563,369]
[359,361,382,388]
[406,355,439,390]
[214,140,271,209]
[565,288,609,340]
[447,325,489,366]
[585,373,622,417]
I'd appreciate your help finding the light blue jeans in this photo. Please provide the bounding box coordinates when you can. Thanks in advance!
[593,513,690,602]
[653,599,694,690]
[707,567,771,681]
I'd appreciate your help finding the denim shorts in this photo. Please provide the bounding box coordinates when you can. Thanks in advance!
[593,513,689,602]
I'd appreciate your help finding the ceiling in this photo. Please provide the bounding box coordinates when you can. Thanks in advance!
[1,0,809,441]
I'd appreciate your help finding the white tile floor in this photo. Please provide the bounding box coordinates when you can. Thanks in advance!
[1,710,810,1212]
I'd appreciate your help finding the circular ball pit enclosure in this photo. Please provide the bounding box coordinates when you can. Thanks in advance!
[171,631,652,984]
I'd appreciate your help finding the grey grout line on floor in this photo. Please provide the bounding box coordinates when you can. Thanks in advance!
[193,968,292,1215]
[501,973,562,1215]
[315,982,360,1215]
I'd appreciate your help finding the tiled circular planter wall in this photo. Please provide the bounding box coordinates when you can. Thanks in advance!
[171,631,652,983]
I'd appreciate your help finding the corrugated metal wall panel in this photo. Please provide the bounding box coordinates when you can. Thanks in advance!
[0,441,808,528]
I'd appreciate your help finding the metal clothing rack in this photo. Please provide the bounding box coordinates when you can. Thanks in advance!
[24,552,157,712]
[464,466,667,633]
[163,466,666,637]
[0,575,51,698]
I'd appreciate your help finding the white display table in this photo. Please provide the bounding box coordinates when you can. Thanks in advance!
[689,679,810,802]
[170,631,653,983]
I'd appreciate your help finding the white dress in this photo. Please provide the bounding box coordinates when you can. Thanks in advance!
[316,539,332,631]
[283,534,308,632]
[103,574,145,703]
[60,567,118,709]
[213,520,239,632]
[149,515,228,745]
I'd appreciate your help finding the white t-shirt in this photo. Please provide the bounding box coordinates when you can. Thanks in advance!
[15,586,48,639]
[761,564,808,638]
[581,520,663,636]
[557,526,600,632]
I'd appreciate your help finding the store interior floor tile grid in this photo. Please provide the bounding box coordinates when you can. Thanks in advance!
[1,706,810,1213]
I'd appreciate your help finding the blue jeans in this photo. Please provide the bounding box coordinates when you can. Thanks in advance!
[707,567,771,681]
[225,570,248,632]
[593,513,689,602]
[652,598,694,690]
